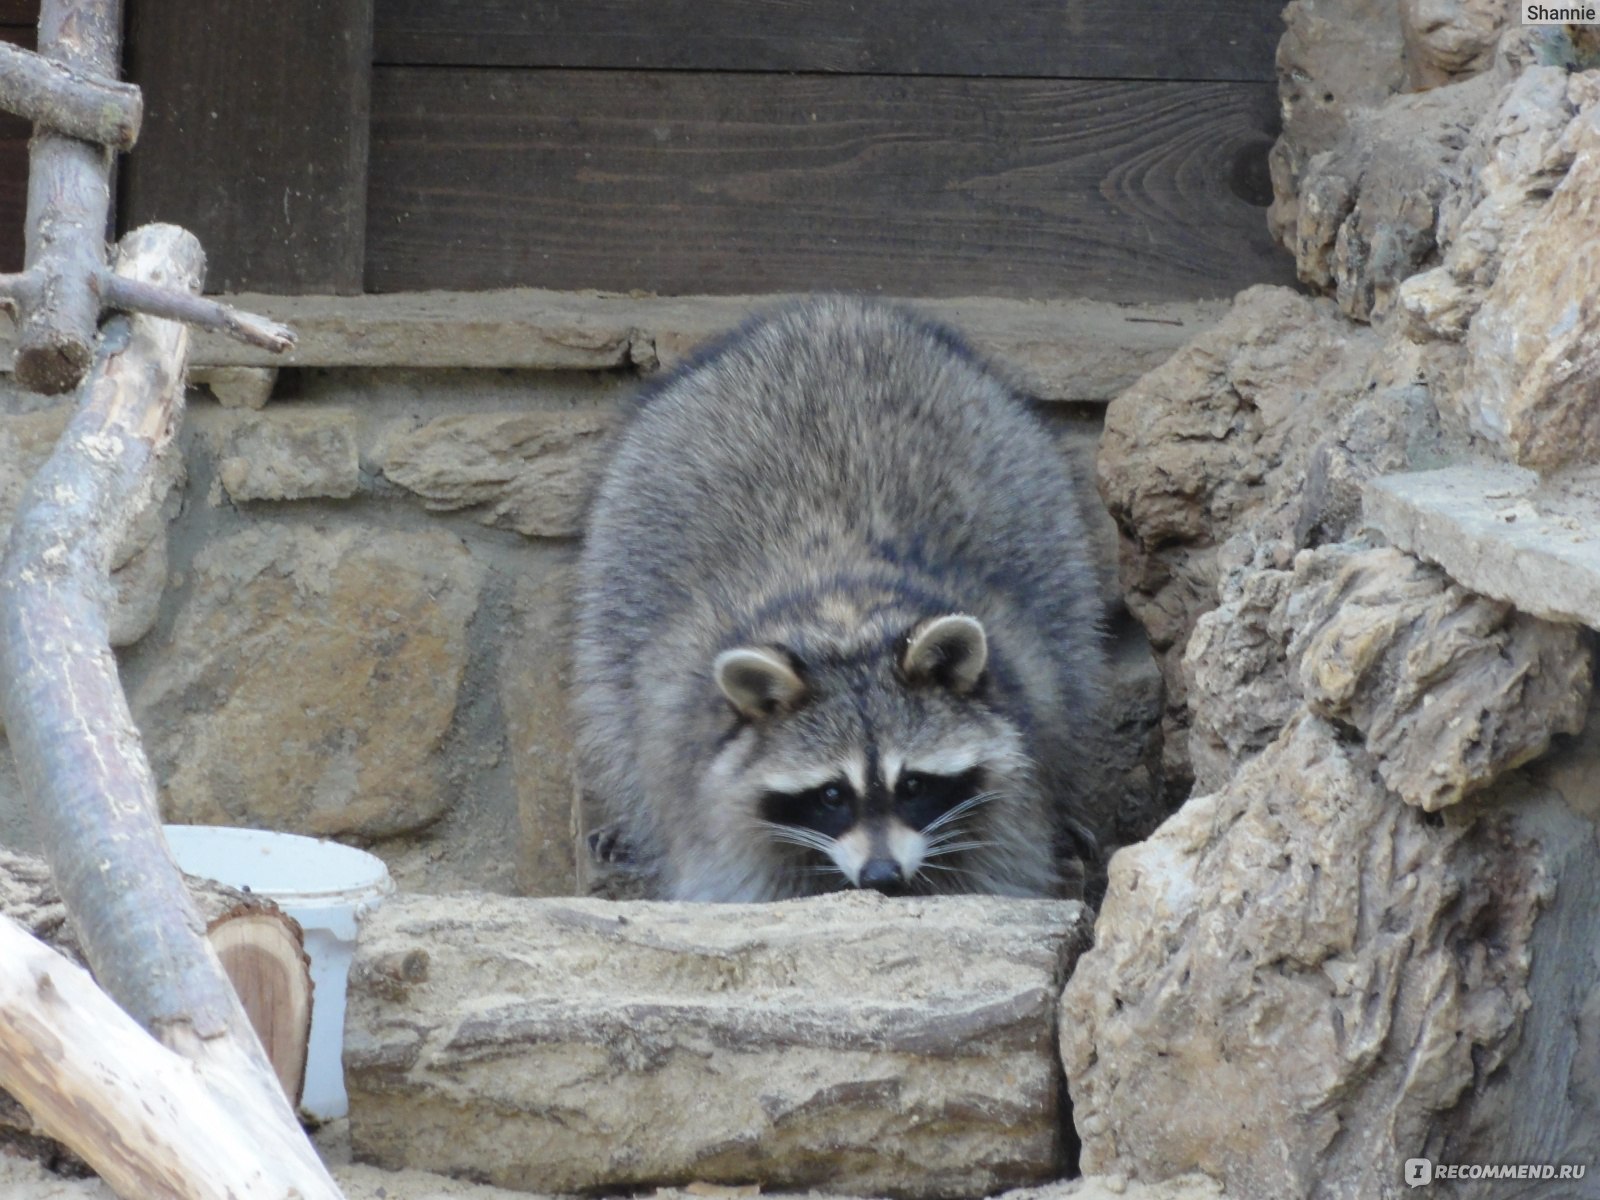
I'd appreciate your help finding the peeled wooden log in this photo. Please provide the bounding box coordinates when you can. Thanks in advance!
[0,914,323,1200]
[0,846,313,1166]
[347,892,1092,1198]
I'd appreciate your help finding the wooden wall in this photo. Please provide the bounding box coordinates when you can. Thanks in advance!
[0,0,35,274]
[2,2,1293,300]
[363,1,1289,301]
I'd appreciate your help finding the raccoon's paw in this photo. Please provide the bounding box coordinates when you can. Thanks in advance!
[586,822,639,866]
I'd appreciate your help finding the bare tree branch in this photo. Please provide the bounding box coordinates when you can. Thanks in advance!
[0,223,344,1199]
[0,39,141,150]
[11,0,122,395]
[101,272,297,353]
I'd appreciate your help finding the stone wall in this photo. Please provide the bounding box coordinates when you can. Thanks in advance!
[0,296,1197,896]
[1079,4,1600,1196]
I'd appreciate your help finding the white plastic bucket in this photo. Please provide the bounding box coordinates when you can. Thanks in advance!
[162,824,393,1121]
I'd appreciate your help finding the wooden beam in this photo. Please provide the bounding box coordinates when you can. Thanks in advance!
[366,70,1288,302]
[373,0,1282,83]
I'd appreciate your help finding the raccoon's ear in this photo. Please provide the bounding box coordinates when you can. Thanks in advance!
[714,646,807,718]
[902,614,988,693]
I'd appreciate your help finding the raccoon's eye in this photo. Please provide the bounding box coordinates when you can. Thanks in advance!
[818,783,848,809]
[901,773,924,796]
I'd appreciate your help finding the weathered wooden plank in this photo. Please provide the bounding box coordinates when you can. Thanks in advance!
[120,0,375,294]
[367,69,1288,302]
[373,0,1282,83]
[0,25,32,275]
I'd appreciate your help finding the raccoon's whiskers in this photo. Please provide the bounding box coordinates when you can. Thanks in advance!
[754,819,838,857]
[920,790,1000,838]
[922,838,997,858]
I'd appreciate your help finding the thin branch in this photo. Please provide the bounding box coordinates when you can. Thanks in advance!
[102,272,298,354]
[0,40,142,150]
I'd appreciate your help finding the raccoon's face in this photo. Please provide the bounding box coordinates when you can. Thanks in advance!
[704,614,1035,896]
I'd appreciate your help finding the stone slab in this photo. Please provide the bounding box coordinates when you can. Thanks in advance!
[1,290,1226,403]
[1363,462,1600,629]
[346,891,1091,1198]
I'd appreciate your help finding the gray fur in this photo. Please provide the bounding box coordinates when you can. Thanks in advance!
[573,297,1105,901]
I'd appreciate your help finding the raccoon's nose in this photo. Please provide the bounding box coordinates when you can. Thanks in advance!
[858,857,904,892]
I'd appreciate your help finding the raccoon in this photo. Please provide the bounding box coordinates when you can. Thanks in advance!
[573,296,1105,902]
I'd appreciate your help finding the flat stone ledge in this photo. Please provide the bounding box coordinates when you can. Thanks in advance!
[1363,463,1600,629]
[1,290,1225,403]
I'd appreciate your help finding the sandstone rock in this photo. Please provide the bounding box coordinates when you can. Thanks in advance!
[1400,66,1592,346]
[347,891,1091,1198]
[1458,103,1600,468]
[1399,0,1513,91]
[1294,74,1495,321]
[0,1157,1230,1200]
[131,527,484,838]
[1365,461,1600,626]
[1181,549,1296,795]
[1098,287,1380,789]
[192,366,278,410]
[1286,542,1591,810]
[378,411,611,538]
[500,559,579,896]
[1061,714,1545,1198]
[1269,0,1406,248]
[208,407,360,502]
[1010,1177,1225,1200]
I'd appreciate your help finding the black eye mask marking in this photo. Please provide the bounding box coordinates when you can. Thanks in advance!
[760,779,856,841]
[896,767,985,831]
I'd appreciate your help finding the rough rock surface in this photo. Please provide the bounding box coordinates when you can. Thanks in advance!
[1097,287,1381,789]
[131,526,484,838]
[1399,0,1513,91]
[1292,75,1494,321]
[209,407,360,502]
[191,365,278,410]
[1062,715,1546,1199]
[1180,549,1296,795]
[0,1156,1228,1200]
[346,891,1091,1198]
[1457,100,1600,468]
[1287,542,1592,810]
[378,411,611,538]
[1269,0,1405,248]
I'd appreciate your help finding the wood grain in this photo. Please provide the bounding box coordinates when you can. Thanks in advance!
[120,0,375,293]
[0,24,32,275]
[373,0,1282,82]
[366,68,1289,301]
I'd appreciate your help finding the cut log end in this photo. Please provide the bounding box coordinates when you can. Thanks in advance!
[207,908,312,1108]
[12,339,94,396]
